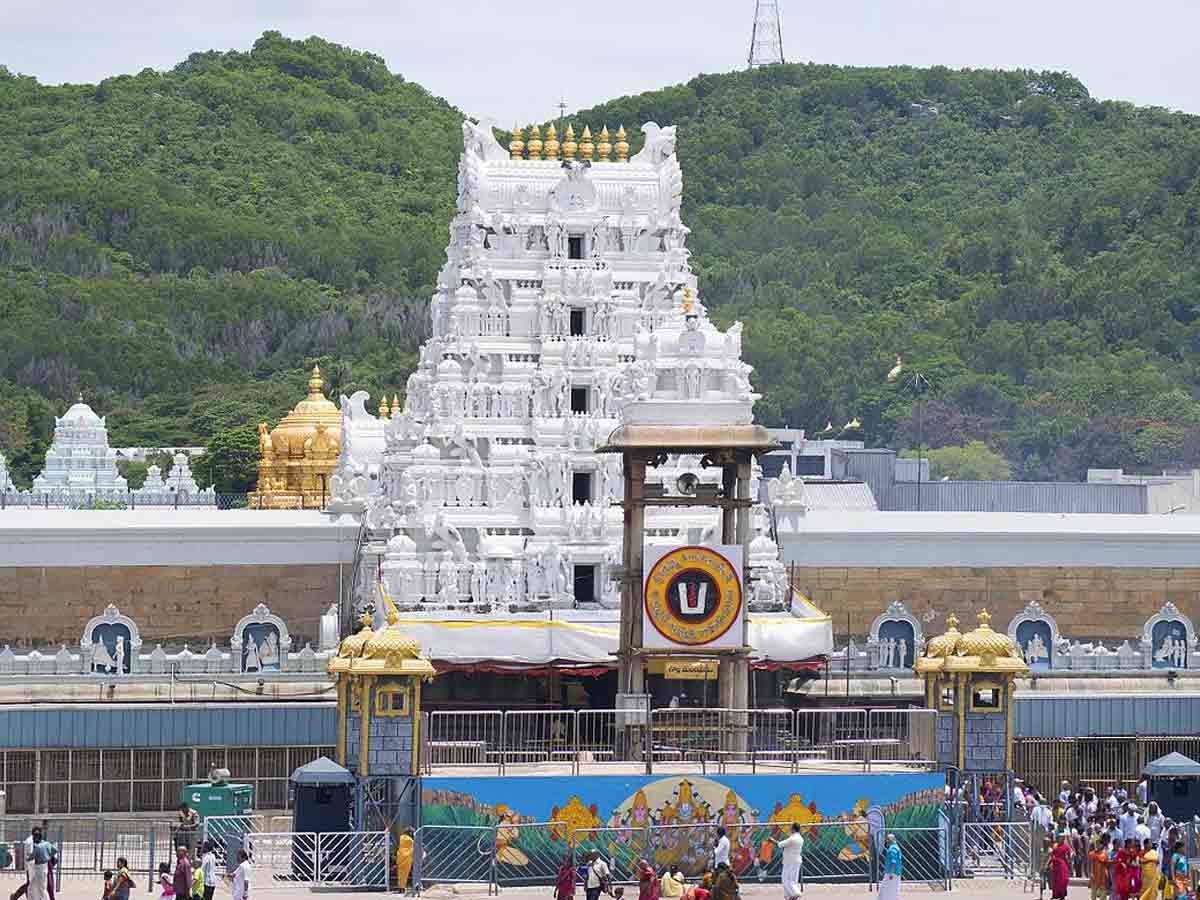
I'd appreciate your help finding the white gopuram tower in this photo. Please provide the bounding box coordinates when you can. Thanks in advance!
[329,120,831,677]
[31,397,129,497]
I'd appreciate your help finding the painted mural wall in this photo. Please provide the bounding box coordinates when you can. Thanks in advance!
[422,772,943,885]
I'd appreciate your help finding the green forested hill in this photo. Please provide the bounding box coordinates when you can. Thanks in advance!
[2,35,1200,487]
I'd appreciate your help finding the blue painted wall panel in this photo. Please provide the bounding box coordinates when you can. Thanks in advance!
[1014,695,1200,738]
[0,704,338,748]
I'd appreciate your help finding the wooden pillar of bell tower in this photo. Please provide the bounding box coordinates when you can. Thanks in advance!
[599,424,777,764]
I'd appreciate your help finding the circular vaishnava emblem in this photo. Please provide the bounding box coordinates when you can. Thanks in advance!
[644,546,743,646]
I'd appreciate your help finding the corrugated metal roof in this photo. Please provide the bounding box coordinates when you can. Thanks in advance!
[886,481,1147,514]
[1015,695,1200,737]
[801,482,878,511]
[0,703,336,748]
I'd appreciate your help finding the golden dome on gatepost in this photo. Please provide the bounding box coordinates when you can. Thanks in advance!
[916,609,1026,675]
[957,609,1022,662]
[925,615,962,659]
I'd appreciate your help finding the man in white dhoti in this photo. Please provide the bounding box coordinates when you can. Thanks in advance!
[25,828,55,900]
[768,823,805,900]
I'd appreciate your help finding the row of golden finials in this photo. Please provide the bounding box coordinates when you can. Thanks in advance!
[509,124,631,162]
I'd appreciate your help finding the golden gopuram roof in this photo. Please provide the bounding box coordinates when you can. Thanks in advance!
[250,365,342,509]
[914,609,1028,675]
[328,589,436,679]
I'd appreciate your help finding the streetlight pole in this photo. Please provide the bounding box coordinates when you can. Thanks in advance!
[887,358,931,510]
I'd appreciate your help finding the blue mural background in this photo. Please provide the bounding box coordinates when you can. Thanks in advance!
[421,772,944,886]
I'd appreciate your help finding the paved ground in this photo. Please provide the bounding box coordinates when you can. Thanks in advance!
[44,879,1093,899]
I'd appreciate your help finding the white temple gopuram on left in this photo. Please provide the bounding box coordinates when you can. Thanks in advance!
[31,397,129,496]
[327,119,832,701]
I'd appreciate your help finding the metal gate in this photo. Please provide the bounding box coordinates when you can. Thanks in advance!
[959,822,1033,880]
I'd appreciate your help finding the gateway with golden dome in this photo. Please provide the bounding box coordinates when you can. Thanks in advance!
[916,609,1027,772]
[328,590,436,779]
[251,366,343,509]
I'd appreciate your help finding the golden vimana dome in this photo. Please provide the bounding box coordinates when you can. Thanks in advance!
[250,365,343,509]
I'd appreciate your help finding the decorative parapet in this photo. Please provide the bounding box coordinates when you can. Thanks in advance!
[0,602,337,679]
[1007,600,1062,671]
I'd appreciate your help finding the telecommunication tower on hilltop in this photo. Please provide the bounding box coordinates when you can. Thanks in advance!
[748,0,785,68]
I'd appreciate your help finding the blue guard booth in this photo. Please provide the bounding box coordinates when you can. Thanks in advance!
[290,756,355,880]
[1144,751,1200,823]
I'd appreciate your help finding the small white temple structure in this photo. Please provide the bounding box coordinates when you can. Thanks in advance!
[327,120,832,690]
[134,453,215,504]
[31,397,128,497]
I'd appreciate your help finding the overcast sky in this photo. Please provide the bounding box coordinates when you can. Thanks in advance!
[3,1,1198,124]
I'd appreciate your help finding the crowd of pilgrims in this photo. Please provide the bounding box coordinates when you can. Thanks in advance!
[974,776,1193,899]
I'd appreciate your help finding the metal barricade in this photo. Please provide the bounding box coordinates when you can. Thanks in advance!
[649,708,729,769]
[884,825,951,890]
[576,710,635,772]
[794,708,869,771]
[243,832,318,888]
[959,821,1033,880]
[202,815,265,870]
[867,708,937,770]
[0,816,173,879]
[425,710,503,774]
[413,824,496,893]
[779,820,875,885]
[317,831,390,888]
[745,708,798,771]
[503,711,576,772]
[569,826,650,886]
[492,821,568,887]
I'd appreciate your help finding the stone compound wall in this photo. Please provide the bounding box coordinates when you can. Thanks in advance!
[794,566,1200,642]
[0,564,346,649]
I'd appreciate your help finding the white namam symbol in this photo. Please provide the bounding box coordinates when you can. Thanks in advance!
[677,580,708,615]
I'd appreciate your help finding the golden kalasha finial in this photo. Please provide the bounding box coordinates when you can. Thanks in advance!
[378,397,389,418]
[308,365,323,397]
[526,125,543,160]
[562,124,577,160]
[579,126,594,161]
[392,393,400,412]
[977,609,992,627]
[597,126,612,161]
[681,287,695,315]
[509,125,525,160]
[615,125,629,162]
[544,124,560,160]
